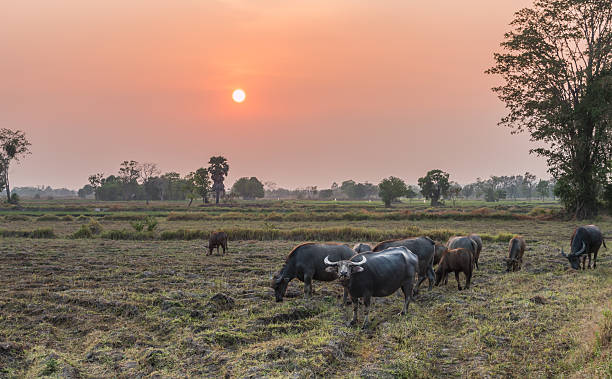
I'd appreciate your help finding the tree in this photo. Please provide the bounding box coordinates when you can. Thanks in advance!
[208,156,229,204]
[0,129,31,202]
[88,173,104,200]
[536,179,550,200]
[232,177,265,200]
[190,168,211,203]
[487,0,612,219]
[378,176,407,207]
[404,186,417,204]
[138,162,160,204]
[448,181,462,206]
[418,169,450,206]
[78,185,94,199]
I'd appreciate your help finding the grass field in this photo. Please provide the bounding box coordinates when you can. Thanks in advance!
[0,199,610,377]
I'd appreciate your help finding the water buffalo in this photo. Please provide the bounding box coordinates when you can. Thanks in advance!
[353,243,372,253]
[560,225,607,270]
[468,234,483,268]
[372,237,436,294]
[447,236,479,269]
[208,231,227,256]
[433,243,448,266]
[324,247,418,328]
[504,236,526,272]
[435,248,473,291]
[271,243,354,302]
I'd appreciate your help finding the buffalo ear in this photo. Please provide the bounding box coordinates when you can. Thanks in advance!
[325,266,337,273]
[352,266,364,273]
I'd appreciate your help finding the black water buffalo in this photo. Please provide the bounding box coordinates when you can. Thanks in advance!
[433,243,448,266]
[372,237,436,294]
[324,247,418,328]
[561,225,607,270]
[504,236,526,272]
[435,248,473,291]
[271,243,354,302]
[447,236,479,269]
[208,231,228,255]
[353,243,372,253]
[468,234,483,268]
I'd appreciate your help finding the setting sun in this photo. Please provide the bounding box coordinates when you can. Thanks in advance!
[232,89,246,103]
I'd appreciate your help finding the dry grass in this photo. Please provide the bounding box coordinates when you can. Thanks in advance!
[0,201,610,377]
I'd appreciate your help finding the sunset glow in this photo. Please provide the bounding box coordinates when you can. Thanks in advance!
[232,89,246,103]
[0,0,545,190]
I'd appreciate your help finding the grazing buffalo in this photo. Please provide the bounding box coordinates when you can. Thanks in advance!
[447,236,479,269]
[208,231,228,256]
[271,243,354,302]
[353,243,372,254]
[561,225,607,270]
[468,234,483,268]
[435,248,473,291]
[324,247,418,328]
[433,243,448,266]
[372,237,436,293]
[504,236,526,272]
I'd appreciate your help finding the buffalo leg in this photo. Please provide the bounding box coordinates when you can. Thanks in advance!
[587,253,592,269]
[427,267,435,291]
[400,280,414,316]
[593,251,598,269]
[349,297,359,326]
[465,269,472,289]
[581,255,586,270]
[414,275,427,295]
[362,296,371,329]
[455,272,462,290]
[303,274,313,298]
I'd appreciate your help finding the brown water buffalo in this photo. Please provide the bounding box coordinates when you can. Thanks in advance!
[208,231,228,255]
[560,225,607,270]
[435,248,473,291]
[504,236,526,272]
[353,243,372,253]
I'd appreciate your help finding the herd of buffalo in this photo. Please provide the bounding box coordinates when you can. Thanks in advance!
[259,224,607,328]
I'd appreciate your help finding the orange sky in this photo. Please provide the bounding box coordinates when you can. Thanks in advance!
[0,0,548,190]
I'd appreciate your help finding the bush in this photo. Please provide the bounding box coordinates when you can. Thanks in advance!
[76,215,89,222]
[145,216,158,232]
[130,221,145,232]
[4,214,29,221]
[71,225,93,239]
[88,218,103,235]
[61,215,74,221]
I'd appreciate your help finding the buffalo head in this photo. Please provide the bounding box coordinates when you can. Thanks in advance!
[560,242,586,270]
[270,274,290,302]
[324,255,367,284]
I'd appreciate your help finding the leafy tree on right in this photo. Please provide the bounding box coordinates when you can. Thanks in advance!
[487,0,611,219]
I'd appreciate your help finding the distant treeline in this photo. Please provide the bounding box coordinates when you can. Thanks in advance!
[13,186,76,199]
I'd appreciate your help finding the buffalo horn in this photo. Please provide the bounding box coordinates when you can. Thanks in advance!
[324,256,339,266]
[349,255,367,266]
[572,242,587,256]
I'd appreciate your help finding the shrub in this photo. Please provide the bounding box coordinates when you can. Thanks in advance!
[145,216,158,232]
[88,218,103,235]
[76,215,89,222]
[130,221,145,232]
[71,225,93,239]
[4,214,29,221]
[61,215,74,221]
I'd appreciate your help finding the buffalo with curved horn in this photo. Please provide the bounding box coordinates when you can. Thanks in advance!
[560,225,607,270]
[324,247,418,328]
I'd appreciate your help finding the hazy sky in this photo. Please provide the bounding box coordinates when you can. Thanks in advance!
[1,0,548,190]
